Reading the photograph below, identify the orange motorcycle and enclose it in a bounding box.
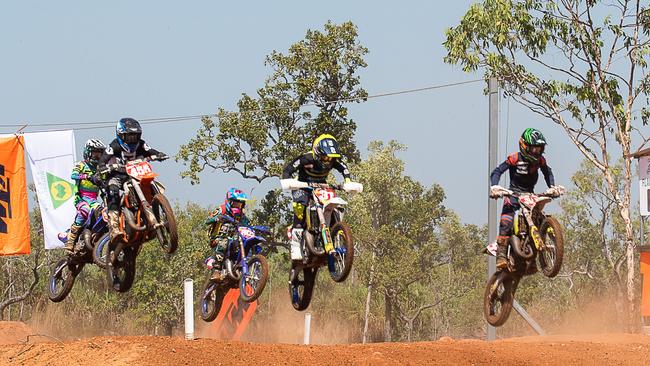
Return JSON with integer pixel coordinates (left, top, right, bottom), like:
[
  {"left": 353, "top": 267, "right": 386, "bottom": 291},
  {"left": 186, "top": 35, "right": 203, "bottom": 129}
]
[{"left": 101, "top": 155, "right": 178, "bottom": 292}]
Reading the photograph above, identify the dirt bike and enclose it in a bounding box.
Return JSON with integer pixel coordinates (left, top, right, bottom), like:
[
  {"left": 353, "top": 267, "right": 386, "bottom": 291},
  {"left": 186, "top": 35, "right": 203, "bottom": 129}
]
[
  {"left": 48, "top": 204, "right": 110, "bottom": 302},
  {"left": 200, "top": 215, "right": 270, "bottom": 322},
  {"left": 282, "top": 179, "right": 363, "bottom": 311},
  {"left": 100, "top": 155, "right": 178, "bottom": 293},
  {"left": 484, "top": 189, "right": 565, "bottom": 327}
]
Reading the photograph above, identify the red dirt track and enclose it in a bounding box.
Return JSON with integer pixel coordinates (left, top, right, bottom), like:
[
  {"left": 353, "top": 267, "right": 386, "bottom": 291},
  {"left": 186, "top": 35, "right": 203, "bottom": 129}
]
[{"left": 2, "top": 331, "right": 650, "bottom": 366}]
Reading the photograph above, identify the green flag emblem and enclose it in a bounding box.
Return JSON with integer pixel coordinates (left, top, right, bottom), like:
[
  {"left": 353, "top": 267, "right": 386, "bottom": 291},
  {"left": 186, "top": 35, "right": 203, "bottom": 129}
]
[{"left": 47, "top": 173, "right": 75, "bottom": 209}]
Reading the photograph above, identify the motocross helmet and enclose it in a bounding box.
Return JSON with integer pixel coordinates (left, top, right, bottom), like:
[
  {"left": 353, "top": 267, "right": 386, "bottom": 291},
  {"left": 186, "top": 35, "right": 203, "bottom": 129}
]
[
  {"left": 312, "top": 134, "right": 341, "bottom": 162},
  {"left": 83, "top": 139, "right": 106, "bottom": 167},
  {"left": 519, "top": 128, "right": 547, "bottom": 163},
  {"left": 225, "top": 188, "right": 249, "bottom": 220},
  {"left": 116, "top": 117, "right": 142, "bottom": 153}
]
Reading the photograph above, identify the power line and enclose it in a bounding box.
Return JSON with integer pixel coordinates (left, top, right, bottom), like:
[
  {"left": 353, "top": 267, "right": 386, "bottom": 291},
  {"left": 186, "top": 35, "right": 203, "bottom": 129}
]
[{"left": 2, "top": 78, "right": 485, "bottom": 133}]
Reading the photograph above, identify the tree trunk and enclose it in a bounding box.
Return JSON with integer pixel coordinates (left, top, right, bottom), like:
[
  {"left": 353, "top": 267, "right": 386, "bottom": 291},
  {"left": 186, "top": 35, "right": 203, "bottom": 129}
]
[
  {"left": 621, "top": 157, "right": 638, "bottom": 332},
  {"left": 362, "top": 258, "right": 375, "bottom": 344},
  {"left": 383, "top": 291, "right": 392, "bottom": 342}
]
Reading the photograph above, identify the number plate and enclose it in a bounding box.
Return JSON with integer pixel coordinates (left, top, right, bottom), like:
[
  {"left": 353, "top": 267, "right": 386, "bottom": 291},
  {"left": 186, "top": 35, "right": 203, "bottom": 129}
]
[
  {"left": 126, "top": 161, "right": 154, "bottom": 179},
  {"left": 315, "top": 188, "right": 336, "bottom": 203},
  {"left": 238, "top": 227, "right": 256, "bottom": 239}
]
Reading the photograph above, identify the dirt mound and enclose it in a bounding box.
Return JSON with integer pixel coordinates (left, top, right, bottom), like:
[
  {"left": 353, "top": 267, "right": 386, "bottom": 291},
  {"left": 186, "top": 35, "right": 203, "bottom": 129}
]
[
  {"left": 0, "top": 321, "right": 34, "bottom": 345},
  {"left": 1, "top": 334, "right": 650, "bottom": 365}
]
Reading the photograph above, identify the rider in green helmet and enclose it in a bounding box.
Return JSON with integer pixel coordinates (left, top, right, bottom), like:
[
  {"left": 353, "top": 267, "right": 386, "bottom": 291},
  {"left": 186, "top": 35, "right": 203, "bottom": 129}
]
[{"left": 489, "top": 128, "right": 564, "bottom": 270}]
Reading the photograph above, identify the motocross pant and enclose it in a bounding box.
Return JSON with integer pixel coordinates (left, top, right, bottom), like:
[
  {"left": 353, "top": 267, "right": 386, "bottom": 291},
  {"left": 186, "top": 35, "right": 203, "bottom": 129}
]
[
  {"left": 498, "top": 196, "right": 521, "bottom": 239},
  {"left": 291, "top": 189, "right": 310, "bottom": 229},
  {"left": 73, "top": 196, "right": 101, "bottom": 226},
  {"left": 106, "top": 174, "right": 128, "bottom": 213}
]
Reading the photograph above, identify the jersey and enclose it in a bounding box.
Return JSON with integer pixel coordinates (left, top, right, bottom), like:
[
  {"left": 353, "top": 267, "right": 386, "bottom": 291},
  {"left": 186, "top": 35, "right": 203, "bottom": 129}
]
[
  {"left": 490, "top": 152, "right": 555, "bottom": 193},
  {"left": 71, "top": 161, "right": 100, "bottom": 204},
  {"left": 281, "top": 152, "right": 351, "bottom": 183}
]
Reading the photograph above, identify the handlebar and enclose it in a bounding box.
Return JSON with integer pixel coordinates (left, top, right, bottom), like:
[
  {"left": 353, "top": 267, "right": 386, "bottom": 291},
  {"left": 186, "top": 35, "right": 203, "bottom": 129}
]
[{"left": 98, "top": 155, "right": 169, "bottom": 175}]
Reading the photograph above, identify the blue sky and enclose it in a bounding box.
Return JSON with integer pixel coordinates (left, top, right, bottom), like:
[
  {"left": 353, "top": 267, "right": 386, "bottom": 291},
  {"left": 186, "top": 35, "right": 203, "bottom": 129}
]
[{"left": 0, "top": 1, "right": 585, "bottom": 224}]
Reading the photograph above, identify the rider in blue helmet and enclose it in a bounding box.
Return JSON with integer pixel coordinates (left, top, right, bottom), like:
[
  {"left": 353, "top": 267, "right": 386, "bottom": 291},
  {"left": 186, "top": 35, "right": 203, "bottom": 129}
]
[
  {"left": 98, "top": 117, "right": 168, "bottom": 243},
  {"left": 204, "top": 188, "right": 251, "bottom": 281}
]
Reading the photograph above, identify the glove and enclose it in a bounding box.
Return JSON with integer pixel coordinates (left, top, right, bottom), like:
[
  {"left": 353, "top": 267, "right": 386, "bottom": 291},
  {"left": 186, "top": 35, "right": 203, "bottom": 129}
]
[
  {"left": 280, "top": 178, "right": 307, "bottom": 190},
  {"left": 90, "top": 173, "right": 103, "bottom": 185},
  {"left": 342, "top": 181, "right": 363, "bottom": 193},
  {"left": 544, "top": 185, "right": 565, "bottom": 197},
  {"left": 489, "top": 185, "right": 512, "bottom": 198}
]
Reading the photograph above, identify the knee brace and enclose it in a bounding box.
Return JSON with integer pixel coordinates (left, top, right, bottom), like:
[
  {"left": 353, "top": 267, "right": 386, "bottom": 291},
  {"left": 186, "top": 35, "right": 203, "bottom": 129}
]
[{"left": 292, "top": 202, "right": 306, "bottom": 228}]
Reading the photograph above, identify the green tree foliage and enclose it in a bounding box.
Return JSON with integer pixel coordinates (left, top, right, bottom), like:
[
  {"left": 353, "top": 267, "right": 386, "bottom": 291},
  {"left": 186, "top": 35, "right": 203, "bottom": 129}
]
[
  {"left": 444, "top": 0, "right": 649, "bottom": 329},
  {"left": 130, "top": 203, "right": 210, "bottom": 335},
  {"left": 177, "top": 21, "right": 368, "bottom": 184},
  {"left": 347, "top": 141, "right": 477, "bottom": 341}
]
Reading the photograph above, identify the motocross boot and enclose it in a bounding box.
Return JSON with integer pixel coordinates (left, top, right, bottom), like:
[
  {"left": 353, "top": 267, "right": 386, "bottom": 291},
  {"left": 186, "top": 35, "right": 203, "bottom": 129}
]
[
  {"left": 108, "top": 211, "right": 125, "bottom": 244},
  {"left": 290, "top": 228, "right": 304, "bottom": 261},
  {"left": 210, "top": 252, "right": 225, "bottom": 281},
  {"left": 64, "top": 224, "right": 82, "bottom": 253},
  {"left": 496, "top": 237, "right": 509, "bottom": 269}
]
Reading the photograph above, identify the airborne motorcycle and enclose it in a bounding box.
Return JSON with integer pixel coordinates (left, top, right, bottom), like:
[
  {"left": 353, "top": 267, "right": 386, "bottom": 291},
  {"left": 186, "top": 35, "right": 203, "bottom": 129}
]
[
  {"left": 282, "top": 180, "right": 362, "bottom": 311},
  {"left": 484, "top": 188, "right": 565, "bottom": 326},
  {"left": 199, "top": 215, "right": 270, "bottom": 322},
  {"left": 100, "top": 155, "right": 178, "bottom": 293},
  {"left": 48, "top": 204, "right": 110, "bottom": 302}
]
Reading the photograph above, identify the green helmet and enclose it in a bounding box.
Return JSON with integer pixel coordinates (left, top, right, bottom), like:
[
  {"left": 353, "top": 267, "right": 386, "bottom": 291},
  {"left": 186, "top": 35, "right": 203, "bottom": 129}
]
[{"left": 519, "top": 128, "right": 547, "bottom": 162}]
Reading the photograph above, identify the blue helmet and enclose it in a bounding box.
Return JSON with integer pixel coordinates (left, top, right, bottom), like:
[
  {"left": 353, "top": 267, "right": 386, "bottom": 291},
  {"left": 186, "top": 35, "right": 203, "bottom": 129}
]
[
  {"left": 116, "top": 118, "right": 142, "bottom": 153},
  {"left": 225, "top": 188, "right": 248, "bottom": 219}
]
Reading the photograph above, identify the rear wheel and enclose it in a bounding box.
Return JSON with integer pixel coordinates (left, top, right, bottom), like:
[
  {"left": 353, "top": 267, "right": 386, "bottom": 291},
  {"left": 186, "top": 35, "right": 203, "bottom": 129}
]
[
  {"left": 200, "top": 279, "right": 226, "bottom": 322},
  {"left": 106, "top": 244, "right": 136, "bottom": 292},
  {"left": 48, "top": 259, "right": 81, "bottom": 302},
  {"left": 152, "top": 193, "right": 178, "bottom": 254},
  {"left": 289, "top": 264, "right": 317, "bottom": 311},
  {"left": 239, "top": 255, "right": 269, "bottom": 302},
  {"left": 484, "top": 272, "right": 515, "bottom": 327},
  {"left": 538, "top": 216, "right": 564, "bottom": 278},
  {"left": 328, "top": 222, "right": 354, "bottom": 282}
]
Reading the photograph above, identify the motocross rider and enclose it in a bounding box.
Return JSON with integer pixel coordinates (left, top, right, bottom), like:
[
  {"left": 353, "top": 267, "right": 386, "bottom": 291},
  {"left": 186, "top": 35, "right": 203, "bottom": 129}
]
[
  {"left": 204, "top": 188, "right": 251, "bottom": 281},
  {"left": 61, "top": 139, "right": 106, "bottom": 252},
  {"left": 489, "top": 128, "right": 563, "bottom": 270},
  {"left": 98, "top": 117, "right": 167, "bottom": 244},
  {"left": 280, "top": 134, "right": 352, "bottom": 261}
]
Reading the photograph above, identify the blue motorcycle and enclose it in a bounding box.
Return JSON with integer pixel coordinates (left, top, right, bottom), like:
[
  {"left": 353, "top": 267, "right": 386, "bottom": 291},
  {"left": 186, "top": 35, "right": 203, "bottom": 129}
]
[
  {"left": 48, "top": 204, "right": 111, "bottom": 302},
  {"left": 200, "top": 215, "right": 270, "bottom": 322}
]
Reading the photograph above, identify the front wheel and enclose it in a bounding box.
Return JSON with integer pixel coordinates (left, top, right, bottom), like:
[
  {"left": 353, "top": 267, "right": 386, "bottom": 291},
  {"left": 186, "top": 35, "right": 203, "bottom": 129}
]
[
  {"left": 239, "top": 255, "right": 269, "bottom": 303},
  {"left": 93, "top": 233, "right": 110, "bottom": 269},
  {"left": 152, "top": 193, "right": 178, "bottom": 254},
  {"left": 289, "top": 265, "right": 317, "bottom": 311},
  {"left": 538, "top": 216, "right": 564, "bottom": 278},
  {"left": 328, "top": 222, "right": 354, "bottom": 282},
  {"left": 484, "top": 271, "right": 515, "bottom": 327},
  {"left": 200, "top": 279, "right": 227, "bottom": 322},
  {"left": 106, "top": 245, "right": 136, "bottom": 292},
  {"left": 48, "top": 259, "right": 81, "bottom": 302}
]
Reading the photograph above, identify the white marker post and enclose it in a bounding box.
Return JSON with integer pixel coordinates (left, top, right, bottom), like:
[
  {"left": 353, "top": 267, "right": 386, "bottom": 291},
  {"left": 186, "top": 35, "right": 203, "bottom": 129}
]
[
  {"left": 184, "top": 278, "right": 194, "bottom": 340},
  {"left": 303, "top": 312, "right": 312, "bottom": 345}
]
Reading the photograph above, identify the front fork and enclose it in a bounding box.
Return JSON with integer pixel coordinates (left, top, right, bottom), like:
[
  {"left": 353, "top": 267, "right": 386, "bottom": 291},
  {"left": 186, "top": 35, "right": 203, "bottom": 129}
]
[
  {"left": 316, "top": 206, "right": 334, "bottom": 254},
  {"left": 131, "top": 179, "right": 162, "bottom": 230}
]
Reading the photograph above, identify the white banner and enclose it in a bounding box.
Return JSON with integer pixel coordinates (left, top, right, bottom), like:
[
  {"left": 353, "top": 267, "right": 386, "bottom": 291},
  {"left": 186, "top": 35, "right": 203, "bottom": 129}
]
[
  {"left": 641, "top": 156, "right": 650, "bottom": 217},
  {"left": 25, "top": 131, "right": 77, "bottom": 249}
]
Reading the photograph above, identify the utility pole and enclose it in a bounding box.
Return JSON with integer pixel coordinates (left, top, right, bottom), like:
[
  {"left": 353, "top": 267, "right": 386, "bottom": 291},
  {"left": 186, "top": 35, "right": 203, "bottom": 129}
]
[{"left": 487, "top": 77, "right": 498, "bottom": 341}]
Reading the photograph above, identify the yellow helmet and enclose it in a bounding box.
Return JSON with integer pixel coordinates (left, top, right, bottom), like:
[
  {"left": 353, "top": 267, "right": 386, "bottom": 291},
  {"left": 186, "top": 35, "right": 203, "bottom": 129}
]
[{"left": 312, "top": 134, "right": 341, "bottom": 159}]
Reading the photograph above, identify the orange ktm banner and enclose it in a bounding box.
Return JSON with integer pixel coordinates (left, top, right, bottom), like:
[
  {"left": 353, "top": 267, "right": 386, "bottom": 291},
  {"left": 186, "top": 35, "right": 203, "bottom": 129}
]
[
  {"left": 0, "top": 135, "right": 30, "bottom": 256},
  {"left": 641, "top": 251, "right": 650, "bottom": 317},
  {"left": 213, "top": 288, "right": 257, "bottom": 340}
]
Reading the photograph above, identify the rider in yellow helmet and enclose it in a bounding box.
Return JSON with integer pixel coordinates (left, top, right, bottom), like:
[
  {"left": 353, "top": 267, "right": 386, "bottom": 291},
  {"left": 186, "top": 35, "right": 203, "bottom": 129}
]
[{"left": 281, "top": 134, "right": 351, "bottom": 261}]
